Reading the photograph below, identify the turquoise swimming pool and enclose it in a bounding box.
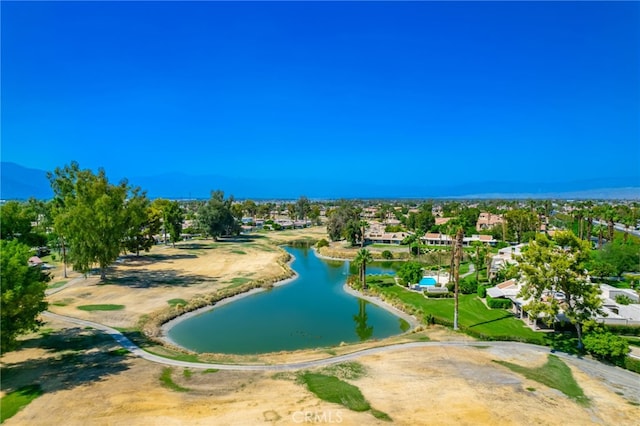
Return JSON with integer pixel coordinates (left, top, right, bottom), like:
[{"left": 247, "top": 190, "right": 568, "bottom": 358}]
[{"left": 419, "top": 276, "right": 437, "bottom": 286}]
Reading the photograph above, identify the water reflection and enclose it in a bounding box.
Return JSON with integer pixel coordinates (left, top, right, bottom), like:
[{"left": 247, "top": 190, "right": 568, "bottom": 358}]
[{"left": 353, "top": 299, "right": 374, "bottom": 341}]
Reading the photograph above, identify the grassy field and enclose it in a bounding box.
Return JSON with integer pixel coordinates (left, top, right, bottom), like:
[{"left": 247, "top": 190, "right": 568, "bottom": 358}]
[
  {"left": 0, "top": 385, "right": 43, "bottom": 423},
  {"left": 372, "top": 279, "right": 545, "bottom": 344},
  {"left": 494, "top": 354, "right": 589, "bottom": 406},
  {"left": 76, "top": 304, "right": 125, "bottom": 311}
]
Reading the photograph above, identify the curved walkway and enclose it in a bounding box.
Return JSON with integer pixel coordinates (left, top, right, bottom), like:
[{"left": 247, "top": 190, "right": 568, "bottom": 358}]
[{"left": 41, "top": 311, "right": 640, "bottom": 394}]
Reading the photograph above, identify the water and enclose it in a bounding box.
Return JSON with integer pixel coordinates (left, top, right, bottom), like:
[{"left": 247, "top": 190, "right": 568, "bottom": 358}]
[
  {"left": 419, "top": 277, "right": 437, "bottom": 286},
  {"left": 167, "top": 247, "right": 408, "bottom": 354}
]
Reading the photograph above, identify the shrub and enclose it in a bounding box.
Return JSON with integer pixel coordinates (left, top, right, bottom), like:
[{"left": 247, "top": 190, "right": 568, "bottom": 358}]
[
  {"left": 381, "top": 250, "right": 393, "bottom": 260},
  {"left": 425, "top": 291, "right": 451, "bottom": 299},
  {"left": 615, "top": 294, "right": 633, "bottom": 305},
  {"left": 459, "top": 277, "right": 477, "bottom": 294},
  {"left": 486, "top": 295, "right": 512, "bottom": 309},
  {"left": 623, "top": 356, "right": 640, "bottom": 374},
  {"left": 583, "top": 332, "right": 630, "bottom": 364},
  {"left": 316, "top": 239, "right": 329, "bottom": 249},
  {"left": 477, "top": 285, "right": 488, "bottom": 298}
]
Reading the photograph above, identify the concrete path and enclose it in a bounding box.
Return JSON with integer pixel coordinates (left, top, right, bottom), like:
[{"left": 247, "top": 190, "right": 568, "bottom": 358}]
[{"left": 41, "top": 310, "right": 640, "bottom": 395}]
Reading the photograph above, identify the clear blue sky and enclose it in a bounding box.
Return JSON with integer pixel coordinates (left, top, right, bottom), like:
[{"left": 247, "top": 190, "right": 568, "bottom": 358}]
[{"left": 2, "top": 1, "right": 639, "bottom": 196}]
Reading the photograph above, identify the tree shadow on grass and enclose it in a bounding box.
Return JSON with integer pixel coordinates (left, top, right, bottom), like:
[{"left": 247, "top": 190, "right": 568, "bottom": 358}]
[
  {"left": 467, "top": 314, "right": 515, "bottom": 328},
  {"left": 120, "top": 253, "right": 198, "bottom": 265},
  {"left": 1, "top": 327, "right": 131, "bottom": 395},
  {"left": 101, "top": 269, "right": 215, "bottom": 288}
]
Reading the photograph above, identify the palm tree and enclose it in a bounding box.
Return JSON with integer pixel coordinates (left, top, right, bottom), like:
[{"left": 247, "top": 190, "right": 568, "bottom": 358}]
[
  {"left": 452, "top": 228, "right": 464, "bottom": 331},
  {"left": 359, "top": 220, "right": 369, "bottom": 247},
  {"left": 353, "top": 248, "right": 374, "bottom": 290}
]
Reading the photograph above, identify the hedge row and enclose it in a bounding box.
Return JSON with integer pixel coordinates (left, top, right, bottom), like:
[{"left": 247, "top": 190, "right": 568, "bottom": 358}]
[{"left": 486, "top": 295, "right": 512, "bottom": 309}]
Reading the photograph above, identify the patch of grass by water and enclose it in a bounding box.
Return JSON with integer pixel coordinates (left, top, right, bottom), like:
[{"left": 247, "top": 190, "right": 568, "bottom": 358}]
[
  {"left": 167, "top": 298, "right": 187, "bottom": 307},
  {"left": 160, "top": 367, "right": 190, "bottom": 392},
  {"left": 77, "top": 304, "right": 125, "bottom": 311},
  {"left": 299, "top": 373, "right": 370, "bottom": 411},
  {"left": 493, "top": 354, "right": 589, "bottom": 406},
  {"left": 0, "top": 384, "right": 43, "bottom": 423}
]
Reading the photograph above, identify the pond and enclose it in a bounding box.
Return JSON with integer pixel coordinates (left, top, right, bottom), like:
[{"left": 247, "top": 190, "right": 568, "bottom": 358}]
[{"left": 166, "top": 247, "right": 408, "bottom": 354}]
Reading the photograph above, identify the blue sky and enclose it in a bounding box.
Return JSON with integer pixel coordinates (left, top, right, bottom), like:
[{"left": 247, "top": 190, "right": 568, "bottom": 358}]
[{"left": 2, "top": 1, "right": 639, "bottom": 197}]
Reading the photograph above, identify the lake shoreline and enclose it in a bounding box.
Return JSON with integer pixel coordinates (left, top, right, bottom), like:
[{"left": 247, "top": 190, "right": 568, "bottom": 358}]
[
  {"left": 160, "top": 253, "right": 300, "bottom": 348},
  {"left": 160, "top": 247, "right": 413, "bottom": 353}
]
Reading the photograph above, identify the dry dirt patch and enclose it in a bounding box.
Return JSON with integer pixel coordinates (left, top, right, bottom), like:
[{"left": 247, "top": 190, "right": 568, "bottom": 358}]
[
  {"left": 46, "top": 238, "right": 287, "bottom": 328},
  {"left": 3, "top": 322, "right": 639, "bottom": 426}
]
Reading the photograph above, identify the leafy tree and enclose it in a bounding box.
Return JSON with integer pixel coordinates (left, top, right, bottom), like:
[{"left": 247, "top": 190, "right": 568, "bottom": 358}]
[
  {"left": 517, "top": 231, "right": 602, "bottom": 348},
  {"left": 326, "top": 202, "right": 359, "bottom": 242},
  {"left": 583, "top": 332, "right": 630, "bottom": 364},
  {"left": 504, "top": 209, "right": 539, "bottom": 243},
  {"left": 1, "top": 240, "right": 50, "bottom": 352},
  {"left": 197, "top": 190, "right": 240, "bottom": 240},
  {"left": 242, "top": 199, "right": 258, "bottom": 220},
  {"left": 165, "top": 201, "right": 185, "bottom": 247},
  {"left": 0, "top": 201, "right": 36, "bottom": 244},
  {"left": 122, "top": 188, "right": 158, "bottom": 256},
  {"left": 48, "top": 162, "right": 129, "bottom": 280},
  {"left": 397, "top": 261, "right": 423, "bottom": 285},
  {"left": 353, "top": 248, "right": 373, "bottom": 290},
  {"left": 295, "top": 196, "right": 311, "bottom": 220},
  {"left": 594, "top": 239, "right": 640, "bottom": 276}
]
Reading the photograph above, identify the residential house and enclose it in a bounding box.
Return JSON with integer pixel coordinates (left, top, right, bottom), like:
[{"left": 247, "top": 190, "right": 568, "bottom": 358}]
[{"left": 476, "top": 212, "right": 504, "bottom": 232}]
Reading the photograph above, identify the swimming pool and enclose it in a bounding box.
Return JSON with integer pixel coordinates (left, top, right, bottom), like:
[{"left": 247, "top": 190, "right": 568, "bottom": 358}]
[{"left": 419, "top": 276, "right": 437, "bottom": 286}]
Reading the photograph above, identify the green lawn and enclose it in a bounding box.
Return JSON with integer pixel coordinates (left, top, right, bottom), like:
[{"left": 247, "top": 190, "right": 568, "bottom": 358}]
[
  {"left": 0, "top": 385, "right": 43, "bottom": 423},
  {"left": 76, "top": 304, "right": 125, "bottom": 311},
  {"left": 374, "top": 281, "right": 544, "bottom": 344},
  {"left": 494, "top": 355, "right": 589, "bottom": 406}
]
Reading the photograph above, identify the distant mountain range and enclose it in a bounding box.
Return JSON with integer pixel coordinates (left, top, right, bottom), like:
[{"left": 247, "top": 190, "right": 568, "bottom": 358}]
[{"left": 1, "top": 161, "right": 638, "bottom": 200}]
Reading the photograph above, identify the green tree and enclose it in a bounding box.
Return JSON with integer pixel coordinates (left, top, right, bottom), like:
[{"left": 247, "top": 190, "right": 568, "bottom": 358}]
[
  {"left": 397, "top": 261, "right": 423, "bottom": 285},
  {"left": 326, "top": 202, "right": 359, "bottom": 242},
  {"left": 197, "top": 190, "right": 240, "bottom": 240},
  {"left": 517, "top": 231, "right": 602, "bottom": 348},
  {"left": 122, "top": 188, "right": 158, "bottom": 256},
  {"left": 165, "top": 201, "right": 185, "bottom": 247},
  {"left": 595, "top": 239, "right": 640, "bottom": 276},
  {"left": 504, "top": 209, "right": 539, "bottom": 243},
  {"left": 353, "top": 248, "right": 373, "bottom": 290},
  {"left": 295, "top": 196, "right": 311, "bottom": 220},
  {"left": 0, "top": 201, "right": 35, "bottom": 243},
  {"left": 48, "top": 162, "right": 129, "bottom": 280},
  {"left": 583, "top": 332, "right": 630, "bottom": 364},
  {"left": 1, "top": 240, "right": 50, "bottom": 352}
]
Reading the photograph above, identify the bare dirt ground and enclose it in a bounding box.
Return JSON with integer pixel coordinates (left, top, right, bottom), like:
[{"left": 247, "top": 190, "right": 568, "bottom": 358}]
[{"left": 3, "top": 227, "right": 640, "bottom": 425}]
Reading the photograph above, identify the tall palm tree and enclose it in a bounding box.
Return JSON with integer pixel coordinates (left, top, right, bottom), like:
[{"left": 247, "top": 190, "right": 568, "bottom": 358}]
[
  {"left": 359, "top": 220, "right": 369, "bottom": 247},
  {"left": 453, "top": 228, "right": 464, "bottom": 331},
  {"left": 353, "top": 248, "right": 374, "bottom": 290}
]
